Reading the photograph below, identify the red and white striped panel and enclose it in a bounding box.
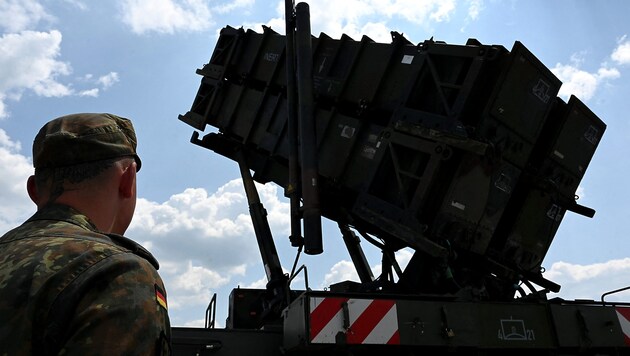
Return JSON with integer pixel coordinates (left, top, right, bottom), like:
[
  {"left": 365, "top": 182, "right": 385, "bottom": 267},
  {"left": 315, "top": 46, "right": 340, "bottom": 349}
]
[
  {"left": 309, "top": 297, "right": 400, "bottom": 345},
  {"left": 616, "top": 307, "right": 630, "bottom": 345}
]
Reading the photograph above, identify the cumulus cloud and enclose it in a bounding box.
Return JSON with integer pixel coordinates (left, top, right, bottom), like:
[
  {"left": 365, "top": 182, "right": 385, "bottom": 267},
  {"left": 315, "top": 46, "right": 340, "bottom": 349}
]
[
  {"left": 320, "top": 252, "right": 630, "bottom": 304},
  {"left": 0, "top": 29, "right": 114, "bottom": 117},
  {"left": 73, "top": 71, "right": 120, "bottom": 98},
  {"left": 127, "top": 179, "right": 290, "bottom": 313},
  {"left": 0, "top": 31, "right": 71, "bottom": 99},
  {"left": 545, "top": 258, "right": 630, "bottom": 302},
  {"left": 0, "top": 129, "right": 34, "bottom": 232},
  {"left": 166, "top": 261, "right": 237, "bottom": 310},
  {"left": 321, "top": 247, "right": 413, "bottom": 288},
  {"left": 0, "top": 95, "right": 6, "bottom": 121},
  {"left": 120, "top": 0, "right": 214, "bottom": 35},
  {"left": 552, "top": 53, "right": 621, "bottom": 102},
  {"left": 0, "top": 1, "right": 126, "bottom": 116},
  {"left": 369, "top": 0, "right": 455, "bottom": 23},
  {"left": 551, "top": 37, "right": 630, "bottom": 102},
  {"left": 612, "top": 35, "right": 630, "bottom": 65},
  {"left": 268, "top": 0, "right": 462, "bottom": 42},
  {"left": 183, "top": 318, "right": 206, "bottom": 328},
  {"left": 243, "top": 275, "right": 268, "bottom": 289},
  {"left": 78, "top": 88, "right": 99, "bottom": 97},
  {"left": 459, "top": 0, "right": 483, "bottom": 32},
  {"left": 290, "top": 0, "right": 376, "bottom": 40},
  {"left": 212, "top": 0, "right": 254, "bottom": 14},
  {"left": 467, "top": 0, "right": 483, "bottom": 20},
  {"left": 62, "top": 0, "right": 88, "bottom": 11},
  {"left": 358, "top": 22, "right": 394, "bottom": 43},
  {"left": 96, "top": 71, "right": 119, "bottom": 89},
  {"left": 0, "top": 0, "right": 53, "bottom": 33},
  {"left": 323, "top": 260, "right": 359, "bottom": 287}
]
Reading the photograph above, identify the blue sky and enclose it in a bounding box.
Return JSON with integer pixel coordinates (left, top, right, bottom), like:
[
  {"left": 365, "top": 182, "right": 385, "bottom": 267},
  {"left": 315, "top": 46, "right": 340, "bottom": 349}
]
[{"left": 1, "top": 0, "right": 630, "bottom": 327}]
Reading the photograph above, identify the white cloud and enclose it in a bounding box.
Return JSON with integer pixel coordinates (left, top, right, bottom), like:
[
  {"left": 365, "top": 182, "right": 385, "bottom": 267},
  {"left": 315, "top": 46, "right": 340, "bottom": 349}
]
[
  {"left": 72, "top": 71, "right": 119, "bottom": 98},
  {"left": 0, "top": 0, "right": 53, "bottom": 33},
  {"left": 323, "top": 260, "right": 359, "bottom": 287},
  {"left": 0, "top": 30, "right": 75, "bottom": 117},
  {"left": 0, "top": 30, "right": 70, "bottom": 94},
  {"left": 0, "top": 94, "right": 6, "bottom": 118},
  {"left": 78, "top": 88, "right": 99, "bottom": 97},
  {"left": 0, "top": 129, "right": 34, "bottom": 232},
  {"left": 183, "top": 318, "right": 206, "bottom": 328},
  {"left": 369, "top": 0, "right": 455, "bottom": 23},
  {"left": 395, "top": 248, "right": 413, "bottom": 271},
  {"left": 120, "top": 0, "right": 213, "bottom": 35},
  {"left": 545, "top": 258, "right": 630, "bottom": 302},
  {"left": 0, "top": 5, "right": 123, "bottom": 115},
  {"left": 612, "top": 35, "right": 630, "bottom": 65},
  {"left": 552, "top": 64, "right": 598, "bottom": 101},
  {"left": 212, "top": 0, "right": 254, "bottom": 14},
  {"left": 321, "top": 248, "right": 413, "bottom": 288},
  {"left": 552, "top": 60, "right": 620, "bottom": 102},
  {"left": 552, "top": 40, "right": 630, "bottom": 102},
  {"left": 429, "top": 1, "right": 455, "bottom": 22},
  {"left": 62, "top": 0, "right": 88, "bottom": 11},
  {"left": 132, "top": 186, "right": 250, "bottom": 238},
  {"left": 269, "top": 0, "right": 461, "bottom": 42},
  {"left": 575, "top": 185, "right": 586, "bottom": 201},
  {"left": 172, "top": 262, "right": 232, "bottom": 294},
  {"left": 243, "top": 275, "right": 268, "bottom": 289},
  {"left": 96, "top": 71, "right": 119, "bottom": 89},
  {"left": 127, "top": 179, "right": 290, "bottom": 312},
  {"left": 358, "top": 22, "right": 393, "bottom": 43},
  {"left": 166, "top": 261, "right": 236, "bottom": 309},
  {"left": 320, "top": 253, "right": 630, "bottom": 304},
  {"left": 298, "top": 0, "right": 376, "bottom": 39},
  {"left": 467, "top": 0, "right": 483, "bottom": 20}
]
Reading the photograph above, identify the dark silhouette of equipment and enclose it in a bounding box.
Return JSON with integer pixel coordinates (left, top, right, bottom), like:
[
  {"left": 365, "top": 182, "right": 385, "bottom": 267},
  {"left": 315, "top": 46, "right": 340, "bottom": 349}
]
[
  {"left": 174, "top": 3, "right": 626, "bottom": 354},
  {"left": 180, "top": 24, "right": 604, "bottom": 301}
]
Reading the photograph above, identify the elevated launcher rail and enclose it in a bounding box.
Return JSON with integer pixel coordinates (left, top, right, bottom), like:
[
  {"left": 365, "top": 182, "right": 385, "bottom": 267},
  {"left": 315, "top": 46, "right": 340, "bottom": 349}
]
[{"left": 180, "top": 25, "right": 605, "bottom": 301}]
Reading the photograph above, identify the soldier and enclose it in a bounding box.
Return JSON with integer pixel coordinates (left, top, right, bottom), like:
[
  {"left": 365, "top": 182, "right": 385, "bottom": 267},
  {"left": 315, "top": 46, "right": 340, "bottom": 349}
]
[{"left": 0, "top": 113, "right": 171, "bottom": 354}]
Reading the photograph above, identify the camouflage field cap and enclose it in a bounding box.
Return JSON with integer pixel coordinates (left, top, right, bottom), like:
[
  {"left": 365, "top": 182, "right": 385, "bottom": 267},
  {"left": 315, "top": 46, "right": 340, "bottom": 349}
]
[{"left": 33, "top": 113, "right": 142, "bottom": 171}]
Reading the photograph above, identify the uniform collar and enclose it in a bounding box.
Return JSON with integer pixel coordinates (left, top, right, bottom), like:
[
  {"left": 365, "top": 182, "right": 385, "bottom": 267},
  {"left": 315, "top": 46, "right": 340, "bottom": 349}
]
[
  {"left": 25, "top": 203, "right": 160, "bottom": 270},
  {"left": 27, "top": 203, "right": 100, "bottom": 233}
]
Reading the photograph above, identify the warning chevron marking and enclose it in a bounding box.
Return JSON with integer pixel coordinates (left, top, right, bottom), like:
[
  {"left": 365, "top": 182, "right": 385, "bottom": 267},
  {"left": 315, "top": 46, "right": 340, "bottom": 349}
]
[
  {"left": 309, "top": 297, "right": 400, "bottom": 345},
  {"left": 310, "top": 297, "right": 349, "bottom": 342},
  {"left": 346, "top": 299, "right": 397, "bottom": 344},
  {"left": 616, "top": 307, "right": 630, "bottom": 345}
]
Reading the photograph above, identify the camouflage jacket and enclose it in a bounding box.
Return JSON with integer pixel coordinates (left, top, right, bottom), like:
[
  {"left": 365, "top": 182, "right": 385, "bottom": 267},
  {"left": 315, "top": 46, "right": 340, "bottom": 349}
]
[{"left": 0, "top": 204, "right": 171, "bottom": 355}]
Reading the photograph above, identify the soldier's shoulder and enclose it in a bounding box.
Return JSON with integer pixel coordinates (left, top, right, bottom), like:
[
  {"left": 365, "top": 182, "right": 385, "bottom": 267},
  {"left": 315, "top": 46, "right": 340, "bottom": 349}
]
[
  {"left": 105, "top": 233, "right": 160, "bottom": 270},
  {"left": 1, "top": 221, "right": 158, "bottom": 270}
]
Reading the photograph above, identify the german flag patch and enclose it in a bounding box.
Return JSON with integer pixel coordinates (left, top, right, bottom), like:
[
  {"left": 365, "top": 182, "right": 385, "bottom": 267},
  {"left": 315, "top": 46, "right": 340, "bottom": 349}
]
[{"left": 155, "top": 284, "right": 167, "bottom": 311}]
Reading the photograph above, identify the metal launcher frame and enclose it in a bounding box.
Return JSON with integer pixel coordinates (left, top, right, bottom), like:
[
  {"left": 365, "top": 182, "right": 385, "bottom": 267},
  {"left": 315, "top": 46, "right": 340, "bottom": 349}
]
[
  {"left": 179, "top": 21, "right": 605, "bottom": 300},
  {"left": 173, "top": 2, "right": 628, "bottom": 355}
]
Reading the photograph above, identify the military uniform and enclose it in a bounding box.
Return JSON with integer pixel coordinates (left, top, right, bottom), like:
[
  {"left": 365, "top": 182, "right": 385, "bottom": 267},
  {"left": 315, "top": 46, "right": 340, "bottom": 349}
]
[
  {"left": 0, "top": 204, "right": 171, "bottom": 355},
  {"left": 0, "top": 113, "right": 170, "bottom": 354}
]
